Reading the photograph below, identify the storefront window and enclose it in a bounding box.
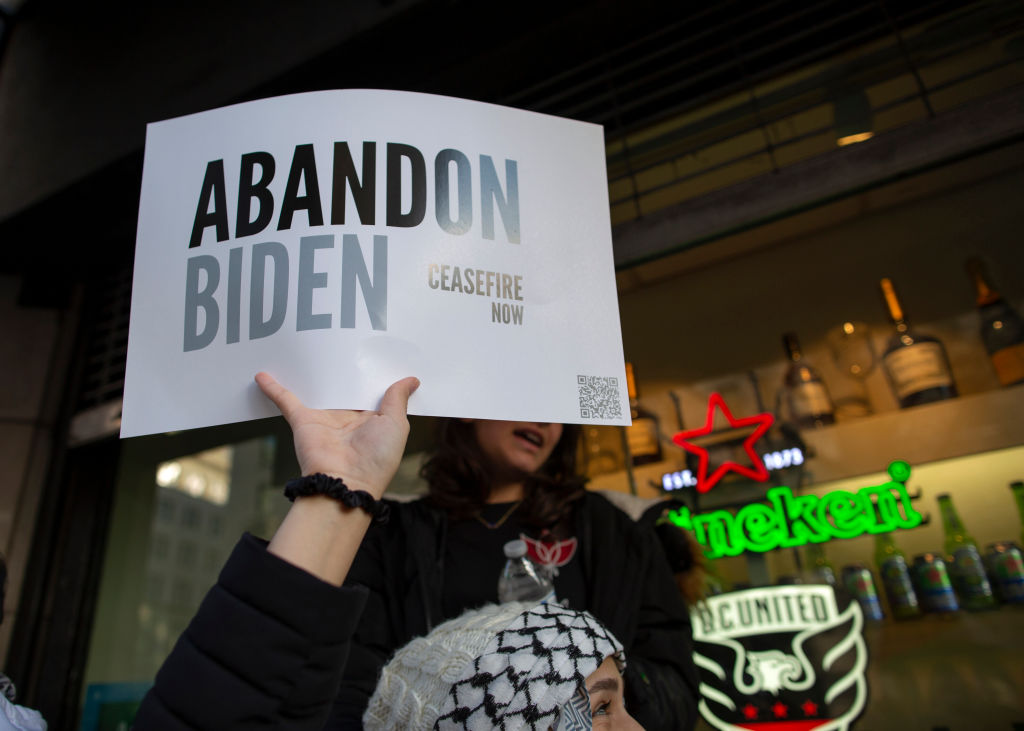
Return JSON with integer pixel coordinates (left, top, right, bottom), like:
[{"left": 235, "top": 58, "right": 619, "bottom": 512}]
[{"left": 79, "top": 433, "right": 285, "bottom": 729}]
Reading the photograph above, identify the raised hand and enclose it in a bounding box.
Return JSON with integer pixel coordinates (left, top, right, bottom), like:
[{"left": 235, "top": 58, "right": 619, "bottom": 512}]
[{"left": 255, "top": 372, "right": 420, "bottom": 499}]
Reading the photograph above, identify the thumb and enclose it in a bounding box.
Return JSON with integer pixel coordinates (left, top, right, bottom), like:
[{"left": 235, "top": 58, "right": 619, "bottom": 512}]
[{"left": 378, "top": 377, "right": 420, "bottom": 420}]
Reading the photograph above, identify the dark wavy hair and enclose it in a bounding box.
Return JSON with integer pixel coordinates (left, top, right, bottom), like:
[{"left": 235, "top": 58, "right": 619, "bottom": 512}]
[{"left": 419, "top": 419, "right": 587, "bottom": 530}]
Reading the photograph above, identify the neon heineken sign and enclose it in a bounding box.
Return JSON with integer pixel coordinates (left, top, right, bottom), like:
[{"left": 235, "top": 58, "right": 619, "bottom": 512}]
[{"left": 667, "top": 461, "right": 922, "bottom": 558}]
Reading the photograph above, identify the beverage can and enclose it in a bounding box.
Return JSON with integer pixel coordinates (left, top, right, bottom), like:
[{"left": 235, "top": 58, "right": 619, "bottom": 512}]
[
  {"left": 911, "top": 553, "right": 959, "bottom": 613},
  {"left": 878, "top": 554, "right": 921, "bottom": 620},
  {"left": 947, "top": 544, "right": 996, "bottom": 610},
  {"left": 841, "top": 564, "right": 884, "bottom": 621},
  {"left": 984, "top": 542, "right": 1024, "bottom": 604}
]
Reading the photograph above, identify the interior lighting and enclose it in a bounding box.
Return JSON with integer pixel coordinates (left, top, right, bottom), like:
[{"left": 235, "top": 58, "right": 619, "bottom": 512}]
[
  {"left": 156, "top": 461, "right": 182, "bottom": 487},
  {"left": 182, "top": 472, "right": 207, "bottom": 497},
  {"left": 834, "top": 90, "right": 874, "bottom": 147}
]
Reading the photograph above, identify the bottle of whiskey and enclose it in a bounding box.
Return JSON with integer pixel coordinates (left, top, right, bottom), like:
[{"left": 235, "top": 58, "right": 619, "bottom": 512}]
[
  {"left": 879, "top": 278, "right": 958, "bottom": 408},
  {"left": 936, "top": 493, "right": 995, "bottom": 611},
  {"left": 965, "top": 257, "right": 1024, "bottom": 387},
  {"left": 624, "top": 362, "right": 663, "bottom": 466},
  {"left": 781, "top": 332, "right": 836, "bottom": 428}
]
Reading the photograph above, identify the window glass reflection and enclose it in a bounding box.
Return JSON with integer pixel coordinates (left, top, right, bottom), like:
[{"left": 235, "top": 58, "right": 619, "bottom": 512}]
[{"left": 82, "top": 435, "right": 282, "bottom": 707}]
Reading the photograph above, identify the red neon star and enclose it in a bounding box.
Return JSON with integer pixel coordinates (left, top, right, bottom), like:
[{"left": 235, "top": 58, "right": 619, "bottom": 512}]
[
  {"left": 670, "top": 392, "right": 774, "bottom": 493},
  {"left": 771, "top": 701, "right": 788, "bottom": 719},
  {"left": 801, "top": 699, "right": 819, "bottom": 716},
  {"left": 741, "top": 704, "right": 758, "bottom": 720}
]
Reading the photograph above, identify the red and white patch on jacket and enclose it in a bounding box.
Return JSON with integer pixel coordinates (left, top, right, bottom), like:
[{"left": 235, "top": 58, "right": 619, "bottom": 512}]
[{"left": 521, "top": 534, "right": 578, "bottom": 569}]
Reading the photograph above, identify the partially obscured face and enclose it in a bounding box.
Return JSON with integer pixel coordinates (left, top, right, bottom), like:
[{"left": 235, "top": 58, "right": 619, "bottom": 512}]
[
  {"left": 470, "top": 419, "right": 564, "bottom": 480},
  {"left": 585, "top": 657, "right": 643, "bottom": 729}
]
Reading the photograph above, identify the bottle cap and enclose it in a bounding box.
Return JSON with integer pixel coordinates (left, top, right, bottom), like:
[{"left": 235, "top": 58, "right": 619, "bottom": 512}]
[
  {"left": 935, "top": 492, "right": 950, "bottom": 500},
  {"left": 503, "top": 539, "right": 527, "bottom": 558}
]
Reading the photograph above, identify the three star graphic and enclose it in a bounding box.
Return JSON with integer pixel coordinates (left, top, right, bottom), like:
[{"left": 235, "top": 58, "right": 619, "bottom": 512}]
[
  {"left": 739, "top": 699, "right": 819, "bottom": 722},
  {"left": 670, "top": 392, "right": 774, "bottom": 494}
]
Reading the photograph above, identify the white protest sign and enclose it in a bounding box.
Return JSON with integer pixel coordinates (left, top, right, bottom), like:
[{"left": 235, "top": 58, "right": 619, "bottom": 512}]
[{"left": 122, "top": 90, "right": 629, "bottom": 437}]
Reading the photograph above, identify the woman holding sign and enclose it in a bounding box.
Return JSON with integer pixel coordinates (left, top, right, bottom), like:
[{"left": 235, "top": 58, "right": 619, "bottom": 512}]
[
  {"left": 134, "top": 378, "right": 676, "bottom": 730},
  {"left": 332, "top": 418, "right": 700, "bottom": 730}
]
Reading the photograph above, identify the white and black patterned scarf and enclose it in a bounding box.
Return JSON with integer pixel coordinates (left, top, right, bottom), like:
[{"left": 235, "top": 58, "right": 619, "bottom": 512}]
[{"left": 433, "top": 602, "right": 624, "bottom": 730}]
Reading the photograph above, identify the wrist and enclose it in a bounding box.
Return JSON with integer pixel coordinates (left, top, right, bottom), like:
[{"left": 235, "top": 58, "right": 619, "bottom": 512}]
[{"left": 285, "top": 473, "right": 391, "bottom": 524}]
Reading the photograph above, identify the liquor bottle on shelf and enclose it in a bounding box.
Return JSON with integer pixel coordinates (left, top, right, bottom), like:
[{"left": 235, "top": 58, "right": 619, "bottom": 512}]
[
  {"left": 780, "top": 333, "right": 836, "bottom": 428},
  {"left": 878, "top": 277, "right": 958, "bottom": 408},
  {"left": 624, "top": 362, "right": 663, "bottom": 466},
  {"left": 936, "top": 493, "right": 995, "bottom": 611},
  {"left": 873, "top": 532, "right": 921, "bottom": 620},
  {"left": 804, "top": 542, "right": 837, "bottom": 586},
  {"left": 965, "top": 257, "right": 1024, "bottom": 387}
]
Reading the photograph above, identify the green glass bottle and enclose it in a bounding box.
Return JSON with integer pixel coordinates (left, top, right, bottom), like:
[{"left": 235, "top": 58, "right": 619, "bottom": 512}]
[
  {"left": 936, "top": 493, "right": 995, "bottom": 610},
  {"left": 805, "top": 543, "right": 836, "bottom": 587},
  {"left": 1011, "top": 481, "right": 1024, "bottom": 547},
  {"left": 873, "top": 532, "right": 921, "bottom": 619}
]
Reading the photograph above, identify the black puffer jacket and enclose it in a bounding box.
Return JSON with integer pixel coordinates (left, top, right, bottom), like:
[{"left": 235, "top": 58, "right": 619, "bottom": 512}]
[
  {"left": 331, "top": 491, "right": 700, "bottom": 731},
  {"left": 133, "top": 534, "right": 367, "bottom": 730}
]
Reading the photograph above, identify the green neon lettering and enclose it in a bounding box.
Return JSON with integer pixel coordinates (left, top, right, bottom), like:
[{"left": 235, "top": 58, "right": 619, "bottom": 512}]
[
  {"left": 734, "top": 502, "right": 782, "bottom": 552},
  {"left": 665, "top": 507, "right": 693, "bottom": 530},
  {"left": 858, "top": 483, "right": 899, "bottom": 532},
  {"left": 775, "top": 487, "right": 827, "bottom": 545},
  {"left": 875, "top": 481, "right": 922, "bottom": 529},
  {"left": 680, "top": 461, "right": 923, "bottom": 557},
  {"left": 695, "top": 510, "right": 739, "bottom": 558},
  {"left": 819, "top": 490, "right": 863, "bottom": 539},
  {"left": 888, "top": 460, "right": 912, "bottom": 483}
]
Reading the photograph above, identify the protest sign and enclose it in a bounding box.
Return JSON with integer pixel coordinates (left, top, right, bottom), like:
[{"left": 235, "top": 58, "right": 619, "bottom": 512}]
[{"left": 122, "top": 90, "right": 629, "bottom": 437}]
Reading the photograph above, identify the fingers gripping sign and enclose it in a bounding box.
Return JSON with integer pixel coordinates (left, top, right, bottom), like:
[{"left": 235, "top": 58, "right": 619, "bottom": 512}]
[{"left": 255, "top": 372, "right": 420, "bottom": 498}]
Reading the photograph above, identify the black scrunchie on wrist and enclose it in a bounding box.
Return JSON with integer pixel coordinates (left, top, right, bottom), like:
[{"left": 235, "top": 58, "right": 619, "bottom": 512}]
[{"left": 284, "top": 473, "right": 390, "bottom": 524}]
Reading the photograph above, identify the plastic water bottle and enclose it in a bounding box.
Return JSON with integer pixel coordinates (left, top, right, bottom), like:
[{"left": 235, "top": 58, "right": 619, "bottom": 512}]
[{"left": 497, "top": 539, "right": 556, "bottom": 604}]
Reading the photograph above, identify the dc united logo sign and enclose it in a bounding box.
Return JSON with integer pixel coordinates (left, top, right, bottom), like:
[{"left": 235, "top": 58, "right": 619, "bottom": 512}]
[{"left": 691, "top": 585, "right": 868, "bottom": 731}]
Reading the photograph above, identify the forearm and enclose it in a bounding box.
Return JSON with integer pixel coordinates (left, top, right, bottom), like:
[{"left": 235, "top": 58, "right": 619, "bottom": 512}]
[{"left": 268, "top": 495, "right": 374, "bottom": 587}]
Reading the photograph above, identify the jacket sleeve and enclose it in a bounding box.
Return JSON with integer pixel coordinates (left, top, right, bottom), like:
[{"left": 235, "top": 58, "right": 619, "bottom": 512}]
[
  {"left": 133, "top": 533, "right": 367, "bottom": 731},
  {"left": 325, "top": 519, "right": 400, "bottom": 729}
]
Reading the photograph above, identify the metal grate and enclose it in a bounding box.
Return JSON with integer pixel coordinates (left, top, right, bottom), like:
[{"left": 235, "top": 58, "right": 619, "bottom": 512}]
[
  {"left": 493, "top": 0, "right": 1024, "bottom": 228},
  {"left": 75, "top": 265, "right": 132, "bottom": 413}
]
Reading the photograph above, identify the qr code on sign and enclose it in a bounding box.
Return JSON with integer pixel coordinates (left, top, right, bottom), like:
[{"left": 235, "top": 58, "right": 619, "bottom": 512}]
[{"left": 577, "top": 375, "right": 623, "bottom": 420}]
